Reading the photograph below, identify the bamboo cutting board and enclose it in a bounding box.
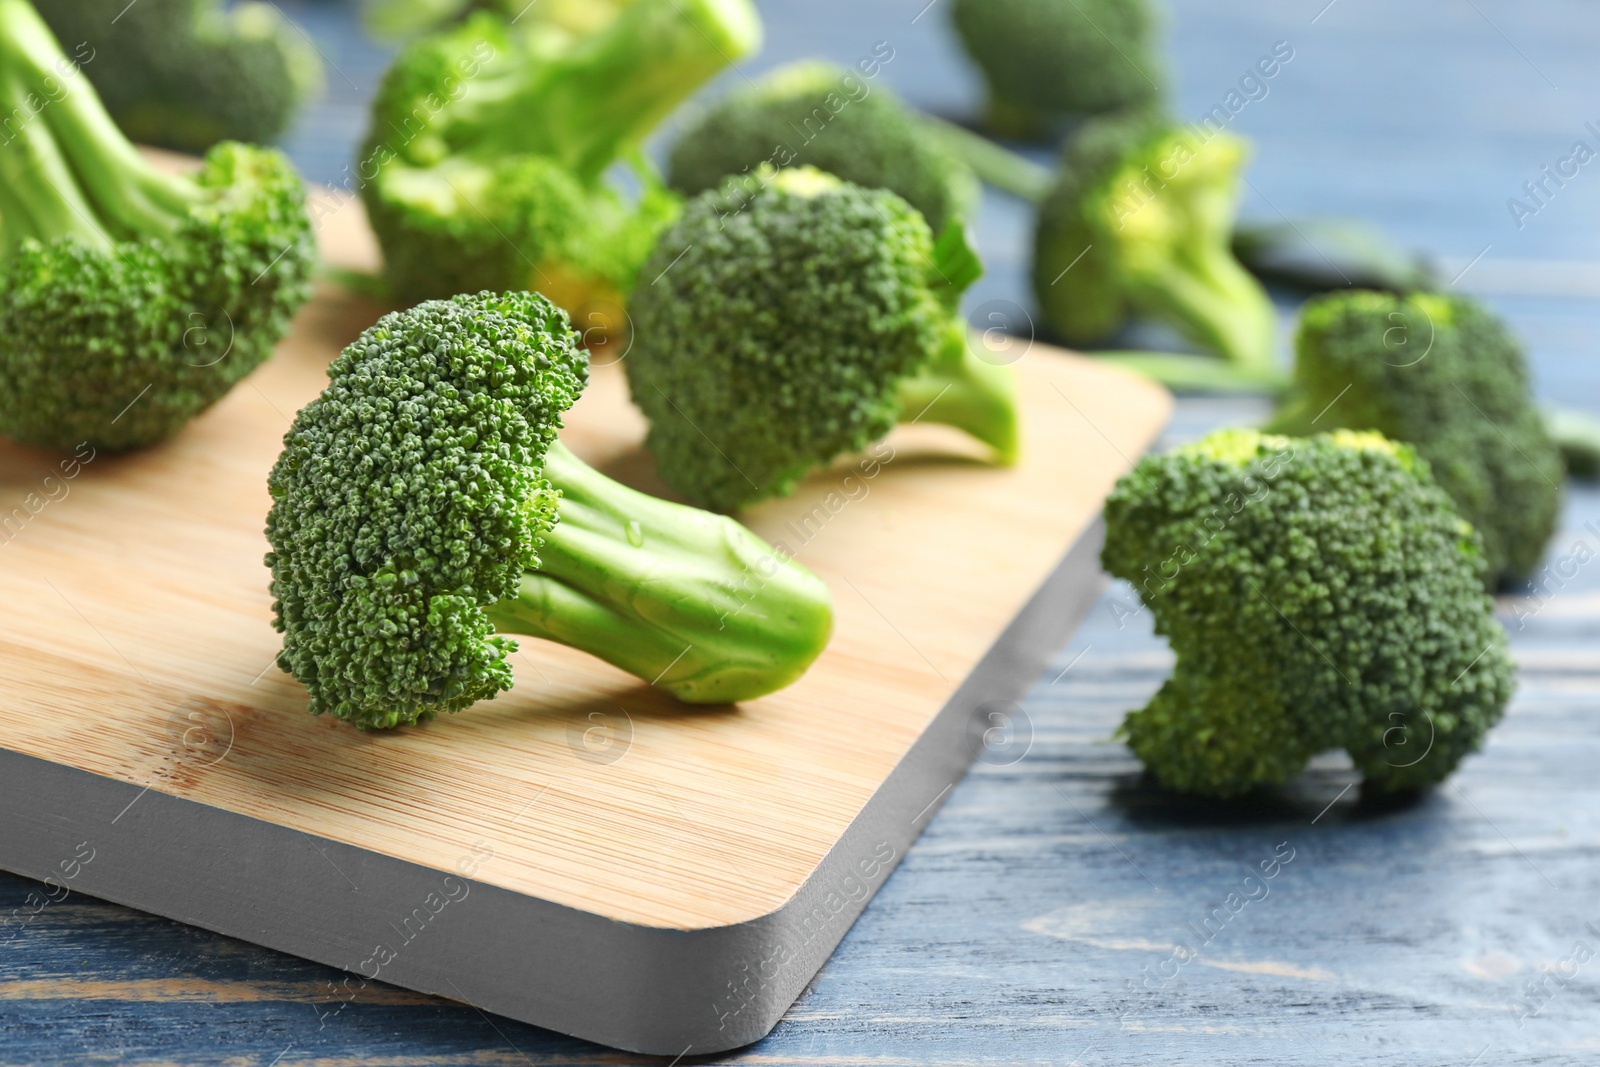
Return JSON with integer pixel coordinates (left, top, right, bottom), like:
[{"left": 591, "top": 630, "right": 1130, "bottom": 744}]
[{"left": 0, "top": 190, "right": 1171, "bottom": 1055}]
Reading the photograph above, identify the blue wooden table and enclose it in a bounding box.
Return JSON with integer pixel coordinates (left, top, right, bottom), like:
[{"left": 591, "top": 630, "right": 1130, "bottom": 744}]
[{"left": 6, "top": 1, "right": 1600, "bottom": 1063}]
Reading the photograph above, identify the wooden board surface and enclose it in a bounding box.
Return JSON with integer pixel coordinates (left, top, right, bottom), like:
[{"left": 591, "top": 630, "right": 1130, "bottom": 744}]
[{"left": 0, "top": 195, "right": 1170, "bottom": 938}]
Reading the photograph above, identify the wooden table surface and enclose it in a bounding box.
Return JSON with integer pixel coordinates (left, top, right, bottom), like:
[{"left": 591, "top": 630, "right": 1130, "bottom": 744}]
[{"left": 6, "top": 0, "right": 1600, "bottom": 1063}]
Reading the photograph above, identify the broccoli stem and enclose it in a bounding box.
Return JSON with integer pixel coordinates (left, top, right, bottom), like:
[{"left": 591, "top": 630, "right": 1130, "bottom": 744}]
[
  {"left": 1139, "top": 245, "right": 1281, "bottom": 372},
  {"left": 473, "top": 0, "right": 761, "bottom": 184},
  {"left": 485, "top": 442, "right": 833, "bottom": 704},
  {"left": 1092, "top": 351, "right": 1289, "bottom": 395},
  {"left": 918, "top": 114, "right": 1054, "bottom": 204},
  {"left": 896, "top": 325, "right": 1020, "bottom": 464},
  {"left": 981, "top": 94, "right": 1052, "bottom": 144},
  {"left": 0, "top": 0, "right": 197, "bottom": 252}
]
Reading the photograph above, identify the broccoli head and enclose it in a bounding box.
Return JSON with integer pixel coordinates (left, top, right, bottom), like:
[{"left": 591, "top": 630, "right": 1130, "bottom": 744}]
[
  {"left": 667, "top": 60, "right": 979, "bottom": 234},
  {"left": 266, "top": 291, "right": 834, "bottom": 730},
  {"left": 1034, "top": 110, "right": 1278, "bottom": 372},
  {"left": 1269, "top": 291, "right": 1562, "bottom": 586},
  {"left": 625, "top": 166, "right": 1017, "bottom": 512},
  {"left": 1102, "top": 428, "right": 1513, "bottom": 797},
  {"left": 950, "top": 0, "right": 1162, "bottom": 140},
  {"left": 360, "top": 0, "right": 758, "bottom": 318},
  {"left": 0, "top": 0, "right": 314, "bottom": 451},
  {"left": 37, "top": 0, "right": 323, "bottom": 152}
]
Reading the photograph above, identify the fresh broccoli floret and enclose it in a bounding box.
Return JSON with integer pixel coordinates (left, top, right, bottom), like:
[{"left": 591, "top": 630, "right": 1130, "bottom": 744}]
[
  {"left": 1033, "top": 109, "right": 1279, "bottom": 372},
  {"left": 1102, "top": 427, "right": 1513, "bottom": 797},
  {"left": 36, "top": 0, "right": 323, "bottom": 152},
  {"left": 950, "top": 0, "right": 1162, "bottom": 140},
  {"left": 0, "top": 1, "right": 314, "bottom": 451},
  {"left": 360, "top": 0, "right": 758, "bottom": 318},
  {"left": 266, "top": 291, "right": 834, "bottom": 730},
  {"left": 667, "top": 60, "right": 980, "bottom": 234},
  {"left": 624, "top": 166, "right": 1016, "bottom": 512},
  {"left": 1268, "top": 291, "right": 1561, "bottom": 586}
]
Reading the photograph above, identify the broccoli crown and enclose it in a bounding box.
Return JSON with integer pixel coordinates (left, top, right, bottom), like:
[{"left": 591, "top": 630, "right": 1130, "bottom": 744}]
[
  {"left": 1102, "top": 428, "right": 1513, "bottom": 797},
  {"left": 950, "top": 0, "right": 1161, "bottom": 137},
  {"left": 37, "top": 0, "right": 323, "bottom": 151},
  {"left": 267, "top": 292, "right": 586, "bottom": 729},
  {"left": 0, "top": 3, "right": 314, "bottom": 451},
  {"left": 1033, "top": 109, "right": 1278, "bottom": 370},
  {"left": 1276, "top": 291, "right": 1563, "bottom": 585},
  {"left": 666, "top": 60, "right": 980, "bottom": 234},
  {"left": 360, "top": 0, "right": 756, "bottom": 310},
  {"left": 625, "top": 167, "right": 966, "bottom": 511}
]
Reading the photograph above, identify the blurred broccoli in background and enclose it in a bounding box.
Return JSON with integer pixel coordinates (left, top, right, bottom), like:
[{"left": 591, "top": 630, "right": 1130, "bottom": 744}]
[
  {"left": 36, "top": 0, "right": 323, "bottom": 153},
  {"left": 1546, "top": 407, "right": 1600, "bottom": 480},
  {"left": 1268, "top": 291, "right": 1562, "bottom": 586},
  {"left": 668, "top": 60, "right": 979, "bottom": 234},
  {"left": 363, "top": 0, "right": 632, "bottom": 41},
  {"left": 1103, "top": 428, "right": 1513, "bottom": 797},
  {"left": 1232, "top": 217, "right": 1439, "bottom": 293},
  {"left": 950, "top": 0, "right": 1162, "bottom": 140},
  {"left": 360, "top": 0, "right": 757, "bottom": 323},
  {"left": 1033, "top": 109, "right": 1278, "bottom": 373}
]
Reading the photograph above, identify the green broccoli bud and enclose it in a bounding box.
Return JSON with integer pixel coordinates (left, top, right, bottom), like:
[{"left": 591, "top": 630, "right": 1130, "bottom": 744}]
[
  {"left": 1102, "top": 427, "right": 1513, "bottom": 797},
  {"left": 950, "top": 0, "right": 1163, "bottom": 140},
  {"left": 667, "top": 60, "right": 980, "bottom": 234},
  {"left": 1033, "top": 110, "right": 1279, "bottom": 372},
  {"left": 266, "top": 291, "right": 834, "bottom": 730},
  {"left": 0, "top": 0, "right": 314, "bottom": 451},
  {"left": 1269, "top": 291, "right": 1562, "bottom": 586},
  {"left": 360, "top": 0, "right": 758, "bottom": 316},
  {"left": 625, "top": 166, "right": 1018, "bottom": 513},
  {"left": 37, "top": 0, "right": 324, "bottom": 152}
]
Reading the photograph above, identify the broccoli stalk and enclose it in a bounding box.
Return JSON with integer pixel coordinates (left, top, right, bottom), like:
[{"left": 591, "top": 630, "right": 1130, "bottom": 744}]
[
  {"left": 895, "top": 322, "right": 1020, "bottom": 461},
  {"left": 0, "top": 11, "right": 198, "bottom": 252},
  {"left": 484, "top": 441, "right": 832, "bottom": 703},
  {"left": 267, "top": 291, "right": 833, "bottom": 730},
  {"left": 625, "top": 166, "right": 1019, "bottom": 512},
  {"left": 1230, "top": 217, "right": 1438, "bottom": 293},
  {"left": 917, "top": 114, "right": 1055, "bottom": 204},
  {"left": 364, "top": 0, "right": 630, "bottom": 42},
  {"left": 0, "top": 0, "right": 314, "bottom": 451},
  {"left": 362, "top": 0, "right": 759, "bottom": 313},
  {"left": 1103, "top": 428, "right": 1513, "bottom": 797},
  {"left": 440, "top": 0, "right": 756, "bottom": 182}
]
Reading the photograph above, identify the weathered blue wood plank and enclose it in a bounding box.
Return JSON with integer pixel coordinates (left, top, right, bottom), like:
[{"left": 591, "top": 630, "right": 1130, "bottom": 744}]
[{"left": 4, "top": 1, "right": 1600, "bottom": 1063}]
